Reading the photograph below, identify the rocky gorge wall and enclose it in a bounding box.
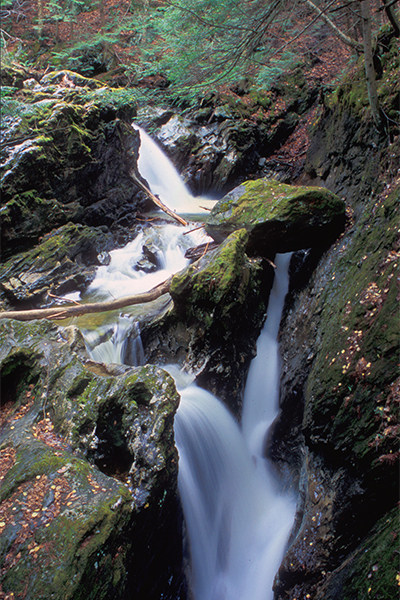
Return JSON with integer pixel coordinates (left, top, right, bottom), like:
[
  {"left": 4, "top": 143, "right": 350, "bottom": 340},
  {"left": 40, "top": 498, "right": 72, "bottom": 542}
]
[{"left": 269, "top": 51, "right": 399, "bottom": 597}]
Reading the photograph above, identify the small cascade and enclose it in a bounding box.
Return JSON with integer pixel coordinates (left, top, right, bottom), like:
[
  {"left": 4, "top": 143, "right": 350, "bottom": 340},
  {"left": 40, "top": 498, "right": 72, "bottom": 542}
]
[
  {"left": 79, "top": 223, "right": 210, "bottom": 365},
  {"left": 134, "top": 125, "right": 216, "bottom": 215},
  {"left": 85, "top": 224, "right": 192, "bottom": 301},
  {"left": 84, "top": 318, "right": 144, "bottom": 366},
  {"left": 174, "top": 254, "right": 296, "bottom": 600},
  {"left": 241, "top": 253, "right": 292, "bottom": 461}
]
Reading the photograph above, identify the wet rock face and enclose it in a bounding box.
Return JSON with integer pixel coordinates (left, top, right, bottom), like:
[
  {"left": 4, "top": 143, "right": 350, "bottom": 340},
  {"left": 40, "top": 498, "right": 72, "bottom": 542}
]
[
  {"left": 205, "top": 179, "right": 346, "bottom": 253},
  {"left": 136, "top": 68, "right": 319, "bottom": 196},
  {"left": 0, "top": 319, "right": 186, "bottom": 600},
  {"left": 1, "top": 69, "right": 144, "bottom": 260}
]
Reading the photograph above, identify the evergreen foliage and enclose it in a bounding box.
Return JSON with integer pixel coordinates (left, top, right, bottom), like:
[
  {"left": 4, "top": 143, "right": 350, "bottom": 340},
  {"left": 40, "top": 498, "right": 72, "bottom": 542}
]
[{"left": 136, "top": 0, "right": 296, "bottom": 96}]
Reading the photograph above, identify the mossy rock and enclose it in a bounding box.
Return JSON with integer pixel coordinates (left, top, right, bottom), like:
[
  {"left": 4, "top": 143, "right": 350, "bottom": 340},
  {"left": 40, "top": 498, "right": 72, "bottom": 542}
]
[
  {"left": 145, "top": 228, "right": 270, "bottom": 415},
  {"left": 314, "top": 506, "right": 399, "bottom": 600},
  {"left": 1, "top": 71, "right": 141, "bottom": 260},
  {"left": 170, "top": 229, "right": 252, "bottom": 320},
  {"left": 0, "top": 223, "right": 116, "bottom": 307},
  {"left": 0, "top": 439, "right": 133, "bottom": 600},
  {"left": 205, "top": 178, "right": 346, "bottom": 253},
  {"left": 303, "top": 186, "right": 399, "bottom": 488},
  {"left": 0, "top": 319, "right": 184, "bottom": 600}
]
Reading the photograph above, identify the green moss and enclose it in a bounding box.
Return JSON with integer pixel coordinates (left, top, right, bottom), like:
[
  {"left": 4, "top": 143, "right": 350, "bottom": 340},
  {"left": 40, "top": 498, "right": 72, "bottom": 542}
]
[
  {"left": 327, "top": 34, "right": 399, "bottom": 129},
  {"left": 206, "top": 178, "right": 345, "bottom": 251},
  {"left": 341, "top": 507, "right": 399, "bottom": 600},
  {"left": 0, "top": 442, "right": 66, "bottom": 503},
  {"left": 171, "top": 229, "right": 250, "bottom": 316},
  {"left": 0, "top": 438, "right": 133, "bottom": 600},
  {"left": 211, "top": 179, "right": 343, "bottom": 223},
  {"left": 1, "top": 70, "right": 139, "bottom": 259}
]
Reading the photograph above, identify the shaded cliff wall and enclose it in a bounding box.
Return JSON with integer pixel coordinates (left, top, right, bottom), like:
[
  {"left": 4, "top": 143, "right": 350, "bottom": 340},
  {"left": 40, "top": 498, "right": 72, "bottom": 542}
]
[{"left": 271, "top": 34, "right": 399, "bottom": 600}]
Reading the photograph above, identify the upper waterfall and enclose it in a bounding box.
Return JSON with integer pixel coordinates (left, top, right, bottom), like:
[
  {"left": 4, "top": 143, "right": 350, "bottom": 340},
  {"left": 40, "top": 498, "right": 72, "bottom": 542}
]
[{"left": 134, "top": 125, "right": 216, "bottom": 215}]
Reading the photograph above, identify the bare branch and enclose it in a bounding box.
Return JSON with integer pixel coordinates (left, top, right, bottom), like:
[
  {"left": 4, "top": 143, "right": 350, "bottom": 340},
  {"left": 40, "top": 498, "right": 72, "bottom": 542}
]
[
  {"left": 0, "top": 277, "right": 173, "bottom": 322},
  {"left": 302, "top": 0, "right": 364, "bottom": 50},
  {"left": 130, "top": 173, "right": 188, "bottom": 226}
]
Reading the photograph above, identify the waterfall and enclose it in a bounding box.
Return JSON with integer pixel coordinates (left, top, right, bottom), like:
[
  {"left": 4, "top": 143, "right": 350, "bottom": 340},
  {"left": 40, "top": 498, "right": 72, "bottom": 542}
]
[
  {"left": 79, "top": 223, "right": 209, "bottom": 365},
  {"left": 134, "top": 125, "right": 216, "bottom": 215},
  {"left": 174, "top": 254, "right": 295, "bottom": 600},
  {"left": 83, "top": 317, "right": 145, "bottom": 366},
  {"left": 86, "top": 224, "right": 193, "bottom": 301},
  {"left": 77, "top": 129, "right": 296, "bottom": 599}
]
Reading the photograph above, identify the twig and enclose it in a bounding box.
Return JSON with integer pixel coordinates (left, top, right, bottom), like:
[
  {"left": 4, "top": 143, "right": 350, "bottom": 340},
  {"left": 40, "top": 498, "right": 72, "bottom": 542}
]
[
  {"left": 183, "top": 224, "right": 206, "bottom": 235},
  {"left": 48, "top": 292, "right": 81, "bottom": 306}
]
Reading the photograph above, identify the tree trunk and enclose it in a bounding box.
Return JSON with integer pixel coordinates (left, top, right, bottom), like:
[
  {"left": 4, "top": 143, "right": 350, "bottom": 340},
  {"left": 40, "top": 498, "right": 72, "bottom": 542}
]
[
  {"left": 375, "top": 0, "right": 382, "bottom": 26},
  {"left": 99, "top": 0, "right": 105, "bottom": 31},
  {"left": 37, "top": 0, "right": 44, "bottom": 37},
  {"left": 361, "top": 0, "right": 383, "bottom": 130}
]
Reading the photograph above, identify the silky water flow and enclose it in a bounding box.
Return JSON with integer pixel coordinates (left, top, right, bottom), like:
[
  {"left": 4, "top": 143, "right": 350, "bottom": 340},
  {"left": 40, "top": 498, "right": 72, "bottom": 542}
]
[
  {"left": 77, "top": 128, "right": 296, "bottom": 600},
  {"left": 174, "top": 253, "right": 295, "bottom": 600}
]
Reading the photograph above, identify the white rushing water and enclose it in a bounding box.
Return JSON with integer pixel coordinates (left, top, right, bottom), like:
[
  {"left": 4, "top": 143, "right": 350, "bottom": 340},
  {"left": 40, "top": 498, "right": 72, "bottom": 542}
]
[
  {"left": 174, "top": 254, "right": 295, "bottom": 600},
  {"left": 86, "top": 224, "right": 195, "bottom": 301},
  {"left": 242, "top": 253, "right": 292, "bottom": 460},
  {"left": 78, "top": 130, "right": 295, "bottom": 599}
]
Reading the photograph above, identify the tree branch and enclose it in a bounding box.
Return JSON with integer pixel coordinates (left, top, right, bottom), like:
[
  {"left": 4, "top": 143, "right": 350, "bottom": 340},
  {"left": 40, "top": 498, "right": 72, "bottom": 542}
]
[
  {"left": 131, "top": 173, "right": 188, "bottom": 226},
  {"left": 302, "top": 0, "right": 363, "bottom": 50},
  {"left": 0, "top": 277, "right": 173, "bottom": 322}
]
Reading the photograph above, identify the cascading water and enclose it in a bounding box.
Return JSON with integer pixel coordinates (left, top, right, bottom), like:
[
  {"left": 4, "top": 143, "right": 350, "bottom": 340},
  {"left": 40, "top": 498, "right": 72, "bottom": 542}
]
[
  {"left": 134, "top": 125, "right": 216, "bottom": 215},
  {"left": 79, "top": 223, "right": 209, "bottom": 364},
  {"left": 76, "top": 130, "right": 296, "bottom": 599},
  {"left": 242, "top": 253, "right": 292, "bottom": 460},
  {"left": 174, "top": 254, "right": 295, "bottom": 600}
]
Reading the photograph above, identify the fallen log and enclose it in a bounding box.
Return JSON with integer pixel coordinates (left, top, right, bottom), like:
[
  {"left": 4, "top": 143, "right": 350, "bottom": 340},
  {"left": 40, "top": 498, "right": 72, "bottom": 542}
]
[
  {"left": 0, "top": 277, "right": 172, "bottom": 322},
  {"left": 131, "top": 173, "right": 188, "bottom": 226}
]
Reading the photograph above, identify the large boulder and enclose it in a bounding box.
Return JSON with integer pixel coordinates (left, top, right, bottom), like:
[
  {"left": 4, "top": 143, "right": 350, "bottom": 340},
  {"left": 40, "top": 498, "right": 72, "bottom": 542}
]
[
  {"left": 0, "top": 319, "right": 185, "bottom": 600},
  {"left": 205, "top": 178, "right": 346, "bottom": 253},
  {"left": 141, "top": 229, "right": 273, "bottom": 416}
]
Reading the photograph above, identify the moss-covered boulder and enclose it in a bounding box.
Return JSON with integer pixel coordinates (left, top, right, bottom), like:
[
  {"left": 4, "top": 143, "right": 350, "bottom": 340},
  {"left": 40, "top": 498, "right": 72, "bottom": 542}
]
[
  {"left": 0, "top": 223, "right": 116, "bottom": 308},
  {"left": 0, "top": 319, "right": 185, "bottom": 600},
  {"left": 1, "top": 69, "right": 143, "bottom": 260},
  {"left": 142, "top": 229, "right": 273, "bottom": 416},
  {"left": 205, "top": 179, "right": 346, "bottom": 253}
]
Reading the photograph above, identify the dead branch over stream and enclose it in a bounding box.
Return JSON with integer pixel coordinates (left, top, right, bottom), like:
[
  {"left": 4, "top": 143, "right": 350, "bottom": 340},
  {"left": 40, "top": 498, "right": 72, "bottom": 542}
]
[
  {"left": 0, "top": 277, "right": 173, "bottom": 322},
  {"left": 131, "top": 173, "right": 189, "bottom": 226}
]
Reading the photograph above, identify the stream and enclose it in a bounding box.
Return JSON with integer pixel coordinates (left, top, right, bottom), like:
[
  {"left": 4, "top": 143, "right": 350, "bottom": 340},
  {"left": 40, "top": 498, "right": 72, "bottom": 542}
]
[{"left": 78, "top": 128, "right": 296, "bottom": 600}]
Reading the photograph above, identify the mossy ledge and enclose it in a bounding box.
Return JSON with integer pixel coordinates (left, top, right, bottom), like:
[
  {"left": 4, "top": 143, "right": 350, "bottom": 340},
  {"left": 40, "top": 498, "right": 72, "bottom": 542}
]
[
  {"left": 0, "top": 68, "right": 144, "bottom": 261},
  {"left": 0, "top": 319, "right": 185, "bottom": 600}
]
